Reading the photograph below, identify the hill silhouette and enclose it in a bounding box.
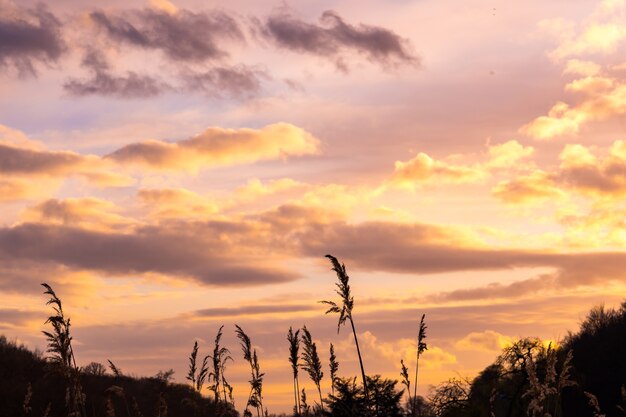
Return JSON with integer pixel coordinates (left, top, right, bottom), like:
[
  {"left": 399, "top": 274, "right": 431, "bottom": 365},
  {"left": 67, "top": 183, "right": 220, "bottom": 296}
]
[
  {"left": 0, "top": 335, "right": 236, "bottom": 417},
  {"left": 436, "top": 302, "right": 626, "bottom": 417}
]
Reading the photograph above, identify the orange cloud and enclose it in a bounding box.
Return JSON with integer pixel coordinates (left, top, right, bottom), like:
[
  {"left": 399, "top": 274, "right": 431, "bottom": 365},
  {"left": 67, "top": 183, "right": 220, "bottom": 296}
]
[
  {"left": 0, "top": 125, "right": 133, "bottom": 201},
  {"left": 455, "top": 330, "right": 513, "bottom": 353},
  {"left": 391, "top": 152, "right": 485, "bottom": 188},
  {"left": 492, "top": 171, "right": 565, "bottom": 205},
  {"left": 390, "top": 140, "right": 533, "bottom": 189},
  {"left": 21, "top": 198, "right": 134, "bottom": 232},
  {"left": 0, "top": 178, "right": 55, "bottom": 202},
  {"left": 494, "top": 141, "right": 626, "bottom": 204},
  {"left": 138, "top": 188, "right": 219, "bottom": 220},
  {"left": 524, "top": 0, "right": 626, "bottom": 140},
  {"left": 106, "top": 123, "right": 320, "bottom": 172}
]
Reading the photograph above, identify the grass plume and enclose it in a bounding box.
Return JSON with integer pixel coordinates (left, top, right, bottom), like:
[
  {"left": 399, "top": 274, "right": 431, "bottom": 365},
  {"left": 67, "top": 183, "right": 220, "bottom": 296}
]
[
  {"left": 41, "top": 283, "right": 85, "bottom": 417},
  {"left": 413, "top": 313, "right": 427, "bottom": 416},
  {"left": 400, "top": 359, "right": 411, "bottom": 413},
  {"left": 329, "top": 343, "right": 339, "bottom": 397},
  {"left": 210, "top": 325, "right": 233, "bottom": 405},
  {"left": 287, "top": 327, "right": 301, "bottom": 415},
  {"left": 301, "top": 326, "right": 324, "bottom": 413},
  {"left": 235, "top": 325, "right": 265, "bottom": 417},
  {"left": 320, "top": 254, "right": 369, "bottom": 409}
]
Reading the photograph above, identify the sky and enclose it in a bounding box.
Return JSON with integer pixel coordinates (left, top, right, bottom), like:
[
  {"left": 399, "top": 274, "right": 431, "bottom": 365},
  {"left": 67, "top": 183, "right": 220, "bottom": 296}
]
[{"left": 1, "top": 0, "right": 626, "bottom": 412}]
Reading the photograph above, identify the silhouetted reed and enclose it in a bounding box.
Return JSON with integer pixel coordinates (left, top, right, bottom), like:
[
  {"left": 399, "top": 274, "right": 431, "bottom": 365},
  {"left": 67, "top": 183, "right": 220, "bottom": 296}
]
[
  {"left": 301, "top": 326, "right": 324, "bottom": 413},
  {"left": 329, "top": 343, "right": 339, "bottom": 397},
  {"left": 41, "top": 283, "right": 85, "bottom": 417},
  {"left": 108, "top": 360, "right": 123, "bottom": 378},
  {"left": 413, "top": 314, "right": 427, "bottom": 416},
  {"left": 235, "top": 324, "right": 265, "bottom": 417},
  {"left": 400, "top": 359, "right": 411, "bottom": 413},
  {"left": 287, "top": 327, "right": 301, "bottom": 416},
  {"left": 187, "top": 341, "right": 210, "bottom": 393},
  {"left": 320, "top": 254, "right": 369, "bottom": 409},
  {"left": 210, "top": 325, "right": 233, "bottom": 406}
]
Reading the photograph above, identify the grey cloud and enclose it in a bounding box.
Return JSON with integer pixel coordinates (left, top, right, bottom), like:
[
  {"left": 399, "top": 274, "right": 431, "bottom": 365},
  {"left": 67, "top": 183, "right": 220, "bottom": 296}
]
[
  {"left": 0, "top": 308, "right": 41, "bottom": 328},
  {"left": 64, "top": 69, "right": 167, "bottom": 98},
  {"left": 299, "top": 220, "right": 626, "bottom": 282},
  {"left": 0, "top": 222, "right": 296, "bottom": 288},
  {"left": 191, "top": 304, "right": 318, "bottom": 318},
  {"left": 254, "top": 206, "right": 626, "bottom": 297},
  {"left": 90, "top": 8, "right": 243, "bottom": 62},
  {"left": 261, "top": 9, "right": 419, "bottom": 70},
  {"left": 0, "top": 143, "right": 83, "bottom": 175},
  {"left": 0, "top": 3, "right": 65, "bottom": 76},
  {"left": 63, "top": 48, "right": 168, "bottom": 98},
  {"left": 180, "top": 65, "right": 265, "bottom": 98},
  {"left": 65, "top": 48, "right": 262, "bottom": 99}
]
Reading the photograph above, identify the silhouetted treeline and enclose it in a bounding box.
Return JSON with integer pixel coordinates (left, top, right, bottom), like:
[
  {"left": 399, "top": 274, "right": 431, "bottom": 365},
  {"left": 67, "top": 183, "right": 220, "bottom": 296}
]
[
  {"left": 430, "top": 302, "right": 626, "bottom": 417},
  {"left": 0, "top": 335, "right": 237, "bottom": 417}
]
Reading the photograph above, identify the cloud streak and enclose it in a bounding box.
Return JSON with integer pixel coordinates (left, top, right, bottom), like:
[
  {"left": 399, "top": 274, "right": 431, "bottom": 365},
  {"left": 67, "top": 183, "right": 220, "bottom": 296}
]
[
  {"left": 260, "top": 9, "right": 418, "bottom": 70},
  {"left": 90, "top": 8, "right": 243, "bottom": 63},
  {"left": 106, "top": 123, "right": 320, "bottom": 172},
  {"left": 0, "top": 222, "right": 297, "bottom": 288},
  {"left": 0, "top": 3, "right": 65, "bottom": 76}
]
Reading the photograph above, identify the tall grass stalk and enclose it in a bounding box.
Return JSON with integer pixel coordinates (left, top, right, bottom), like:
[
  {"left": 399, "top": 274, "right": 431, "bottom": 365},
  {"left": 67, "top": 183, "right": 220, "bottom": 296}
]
[
  {"left": 329, "top": 343, "right": 339, "bottom": 397},
  {"left": 301, "top": 326, "right": 324, "bottom": 413},
  {"left": 108, "top": 360, "right": 123, "bottom": 377},
  {"left": 400, "top": 359, "right": 411, "bottom": 413},
  {"left": 413, "top": 314, "right": 427, "bottom": 416},
  {"left": 287, "top": 327, "right": 301, "bottom": 415},
  {"left": 210, "top": 325, "right": 233, "bottom": 405},
  {"left": 41, "top": 283, "right": 85, "bottom": 417},
  {"left": 235, "top": 325, "right": 265, "bottom": 417},
  {"left": 320, "top": 254, "right": 369, "bottom": 409},
  {"left": 187, "top": 341, "right": 210, "bottom": 393},
  {"left": 187, "top": 341, "right": 199, "bottom": 389}
]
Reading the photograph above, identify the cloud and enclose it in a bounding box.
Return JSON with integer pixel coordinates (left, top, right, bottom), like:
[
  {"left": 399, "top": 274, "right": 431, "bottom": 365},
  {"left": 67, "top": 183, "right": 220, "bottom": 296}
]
[
  {"left": 64, "top": 70, "right": 166, "bottom": 98},
  {"left": 492, "top": 171, "right": 566, "bottom": 205},
  {"left": 520, "top": 75, "right": 626, "bottom": 140},
  {"left": 0, "top": 142, "right": 87, "bottom": 175},
  {"left": 389, "top": 140, "right": 534, "bottom": 189},
  {"left": 106, "top": 122, "right": 320, "bottom": 172},
  {"left": 391, "top": 152, "right": 486, "bottom": 188},
  {"left": 563, "top": 59, "right": 601, "bottom": 76},
  {"left": 260, "top": 9, "right": 418, "bottom": 70},
  {"left": 21, "top": 198, "right": 133, "bottom": 232},
  {"left": 180, "top": 65, "right": 266, "bottom": 98},
  {"left": 138, "top": 188, "right": 219, "bottom": 220},
  {"left": 546, "top": 0, "right": 626, "bottom": 62},
  {"left": 0, "top": 3, "right": 65, "bottom": 76},
  {"left": 352, "top": 331, "right": 456, "bottom": 371},
  {"left": 556, "top": 142, "right": 626, "bottom": 196},
  {"left": 190, "top": 304, "right": 317, "bottom": 318},
  {"left": 0, "top": 132, "right": 133, "bottom": 190},
  {"left": 0, "top": 308, "right": 41, "bottom": 329},
  {"left": 524, "top": 0, "right": 626, "bottom": 140},
  {"left": 234, "top": 178, "right": 305, "bottom": 202},
  {"left": 496, "top": 141, "right": 626, "bottom": 203},
  {"left": 0, "top": 178, "right": 52, "bottom": 202},
  {"left": 90, "top": 8, "right": 243, "bottom": 63},
  {"left": 455, "top": 330, "right": 513, "bottom": 353},
  {"left": 65, "top": 49, "right": 264, "bottom": 99},
  {"left": 0, "top": 221, "right": 297, "bottom": 288}
]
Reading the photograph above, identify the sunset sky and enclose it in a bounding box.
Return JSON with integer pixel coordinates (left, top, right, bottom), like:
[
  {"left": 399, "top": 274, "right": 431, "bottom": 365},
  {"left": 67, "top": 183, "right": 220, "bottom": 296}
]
[{"left": 2, "top": 0, "right": 626, "bottom": 412}]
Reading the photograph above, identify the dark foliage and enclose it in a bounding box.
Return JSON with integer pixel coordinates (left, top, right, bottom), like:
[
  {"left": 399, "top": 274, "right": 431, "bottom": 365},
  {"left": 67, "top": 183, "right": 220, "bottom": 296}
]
[
  {"left": 324, "top": 375, "right": 404, "bottom": 417},
  {"left": 561, "top": 302, "right": 626, "bottom": 417},
  {"left": 0, "top": 336, "right": 237, "bottom": 417}
]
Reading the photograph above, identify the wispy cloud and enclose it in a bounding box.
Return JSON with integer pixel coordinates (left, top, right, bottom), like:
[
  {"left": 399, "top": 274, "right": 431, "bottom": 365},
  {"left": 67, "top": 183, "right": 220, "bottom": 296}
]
[
  {"left": 259, "top": 8, "right": 419, "bottom": 71},
  {"left": 0, "top": 3, "right": 65, "bottom": 76}
]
